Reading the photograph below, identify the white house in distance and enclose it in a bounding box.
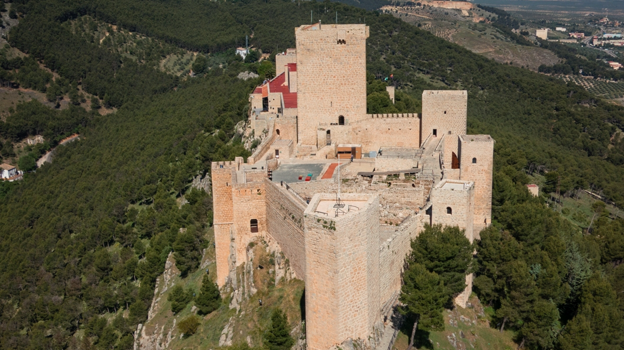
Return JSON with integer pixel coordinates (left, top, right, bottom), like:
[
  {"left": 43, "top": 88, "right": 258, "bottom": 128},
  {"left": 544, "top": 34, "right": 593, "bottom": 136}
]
[
  {"left": 0, "top": 163, "right": 21, "bottom": 181},
  {"left": 556, "top": 27, "right": 567, "bottom": 32},
  {"left": 236, "top": 47, "right": 248, "bottom": 60}
]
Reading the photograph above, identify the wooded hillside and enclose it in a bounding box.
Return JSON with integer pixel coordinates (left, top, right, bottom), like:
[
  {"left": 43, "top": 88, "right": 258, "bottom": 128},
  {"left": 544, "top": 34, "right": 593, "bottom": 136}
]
[{"left": 0, "top": 0, "right": 622, "bottom": 349}]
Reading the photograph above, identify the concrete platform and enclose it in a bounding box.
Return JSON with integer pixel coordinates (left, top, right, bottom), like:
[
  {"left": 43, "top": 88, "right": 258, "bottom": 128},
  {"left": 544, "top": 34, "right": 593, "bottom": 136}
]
[{"left": 271, "top": 163, "right": 326, "bottom": 183}]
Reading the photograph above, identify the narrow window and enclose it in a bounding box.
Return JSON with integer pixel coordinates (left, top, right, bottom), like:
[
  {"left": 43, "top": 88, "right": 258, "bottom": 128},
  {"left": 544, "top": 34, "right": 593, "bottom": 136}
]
[
  {"left": 338, "top": 116, "right": 345, "bottom": 125},
  {"left": 446, "top": 207, "right": 452, "bottom": 215},
  {"left": 276, "top": 129, "right": 280, "bottom": 136},
  {"left": 444, "top": 111, "right": 447, "bottom": 114},
  {"left": 250, "top": 219, "right": 258, "bottom": 233},
  {"left": 433, "top": 129, "right": 437, "bottom": 137},
  {"left": 472, "top": 157, "right": 477, "bottom": 164}
]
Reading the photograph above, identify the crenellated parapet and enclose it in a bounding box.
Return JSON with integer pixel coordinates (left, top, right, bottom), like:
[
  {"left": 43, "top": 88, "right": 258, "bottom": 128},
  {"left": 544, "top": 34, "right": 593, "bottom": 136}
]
[{"left": 367, "top": 113, "right": 419, "bottom": 119}]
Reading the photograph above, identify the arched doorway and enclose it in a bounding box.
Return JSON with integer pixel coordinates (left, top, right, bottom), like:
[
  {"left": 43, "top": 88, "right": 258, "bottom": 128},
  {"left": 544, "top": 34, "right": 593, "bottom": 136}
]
[{"left": 338, "top": 116, "right": 345, "bottom": 125}]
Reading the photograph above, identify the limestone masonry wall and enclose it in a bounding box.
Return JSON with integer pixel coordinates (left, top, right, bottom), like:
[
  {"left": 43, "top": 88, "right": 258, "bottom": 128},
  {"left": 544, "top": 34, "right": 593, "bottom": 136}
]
[
  {"left": 296, "top": 24, "right": 369, "bottom": 146},
  {"left": 430, "top": 180, "right": 474, "bottom": 242},
  {"left": 379, "top": 212, "right": 424, "bottom": 314},
  {"left": 459, "top": 135, "right": 494, "bottom": 238},
  {"left": 232, "top": 182, "right": 267, "bottom": 270},
  {"left": 212, "top": 162, "right": 237, "bottom": 286},
  {"left": 264, "top": 179, "right": 307, "bottom": 279},
  {"left": 304, "top": 194, "right": 379, "bottom": 350},
  {"left": 421, "top": 90, "right": 467, "bottom": 143}
]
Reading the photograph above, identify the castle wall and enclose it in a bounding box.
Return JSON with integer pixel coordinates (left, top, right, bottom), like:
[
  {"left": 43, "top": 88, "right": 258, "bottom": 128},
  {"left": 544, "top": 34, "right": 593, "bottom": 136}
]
[
  {"left": 296, "top": 24, "right": 369, "bottom": 146},
  {"left": 231, "top": 182, "right": 267, "bottom": 269},
  {"left": 276, "top": 52, "right": 297, "bottom": 76},
  {"left": 212, "top": 162, "right": 237, "bottom": 286},
  {"left": 317, "top": 114, "right": 421, "bottom": 153},
  {"left": 248, "top": 133, "right": 276, "bottom": 164},
  {"left": 459, "top": 135, "right": 494, "bottom": 238},
  {"left": 375, "top": 157, "right": 418, "bottom": 172},
  {"left": 378, "top": 212, "right": 424, "bottom": 314},
  {"left": 304, "top": 194, "right": 379, "bottom": 350},
  {"left": 421, "top": 91, "right": 467, "bottom": 144},
  {"left": 429, "top": 181, "right": 474, "bottom": 242},
  {"left": 264, "top": 180, "right": 307, "bottom": 279}
]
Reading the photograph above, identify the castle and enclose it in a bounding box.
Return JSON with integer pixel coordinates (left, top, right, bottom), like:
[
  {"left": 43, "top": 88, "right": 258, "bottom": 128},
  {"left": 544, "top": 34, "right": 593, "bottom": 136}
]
[{"left": 212, "top": 23, "right": 494, "bottom": 350}]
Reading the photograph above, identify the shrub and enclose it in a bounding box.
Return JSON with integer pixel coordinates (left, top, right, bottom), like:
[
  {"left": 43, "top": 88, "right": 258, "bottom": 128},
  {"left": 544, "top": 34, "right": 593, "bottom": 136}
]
[{"left": 177, "top": 315, "right": 200, "bottom": 336}]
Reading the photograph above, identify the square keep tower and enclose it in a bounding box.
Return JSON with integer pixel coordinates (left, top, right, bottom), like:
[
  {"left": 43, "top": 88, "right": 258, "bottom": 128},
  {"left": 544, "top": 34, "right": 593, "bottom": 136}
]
[
  {"left": 296, "top": 23, "right": 369, "bottom": 147},
  {"left": 303, "top": 193, "right": 380, "bottom": 350},
  {"left": 421, "top": 90, "right": 467, "bottom": 143}
]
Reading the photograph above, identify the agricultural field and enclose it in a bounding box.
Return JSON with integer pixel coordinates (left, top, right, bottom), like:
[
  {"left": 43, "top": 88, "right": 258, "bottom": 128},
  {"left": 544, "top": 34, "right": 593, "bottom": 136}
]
[
  {"left": 383, "top": 5, "right": 559, "bottom": 71},
  {"left": 559, "top": 75, "right": 624, "bottom": 99}
]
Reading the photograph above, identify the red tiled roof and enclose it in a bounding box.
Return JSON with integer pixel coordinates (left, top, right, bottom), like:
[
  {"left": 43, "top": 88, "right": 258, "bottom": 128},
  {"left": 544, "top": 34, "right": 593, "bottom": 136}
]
[
  {"left": 527, "top": 184, "right": 538, "bottom": 188},
  {"left": 252, "top": 66, "right": 298, "bottom": 109},
  {"left": 268, "top": 72, "right": 297, "bottom": 109}
]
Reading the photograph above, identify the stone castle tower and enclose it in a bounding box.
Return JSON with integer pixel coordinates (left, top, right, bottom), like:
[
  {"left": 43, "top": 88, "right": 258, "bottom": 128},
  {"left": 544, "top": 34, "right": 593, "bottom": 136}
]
[
  {"left": 212, "top": 23, "right": 496, "bottom": 350},
  {"left": 296, "top": 23, "right": 369, "bottom": 147}
]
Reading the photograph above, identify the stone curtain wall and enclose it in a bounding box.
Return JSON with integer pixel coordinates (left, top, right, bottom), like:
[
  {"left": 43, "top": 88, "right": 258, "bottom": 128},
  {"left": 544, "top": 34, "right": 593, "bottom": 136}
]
[
  {"left": 274, "top": 117, "right": 298, "bottom": 144},
  {"left": 212, "top": 162, "right": 237, "bottom": 286},
  {"left": 459, "top": 136, "right": 494, "bottom": 238},
  {"left": 276, "top": 51, "right": 297, "bottom": 76},
  {"left": 421, "top": 90, "right": 467, "bottom": 144},
  {"left": 264, "top": 179, "right": 307, "bottom": 279},
  {"left": 318, "top": 115, "right": 421, "bottom": 153},
  {"left": 378, "top": 212, "right": 425, "bottom": 315},
  {"left": 248, "top": 132, "right": 276, "bottom": 164},
  {"left": 296, "top": 24, "right": 369, "bottom": 146}
]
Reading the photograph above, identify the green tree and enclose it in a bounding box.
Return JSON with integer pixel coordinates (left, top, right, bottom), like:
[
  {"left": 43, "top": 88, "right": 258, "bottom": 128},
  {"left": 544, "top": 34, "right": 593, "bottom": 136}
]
[
  {"left": 177, "top": 315, "right": 201, "bottom": 336},
  {"left": 400, "top": 263, "right": 446, "bottom": 350},
  {"left": 91, "top": 96, "right": 101, "bottom": 110},
  {"left": 173, "top": 226, "right": 203, "bottom": 277},
  {"left": 244, "top": 49, "right": 260, "bottom": 63},
  {"left": 195, "top": 274, "right": 221, "bottom": 315},
  {"left": 168, "top": 285, "right": 193, "bottom": 314},
  {"left": 410, "top": 225, "right": 473, "bottom": 300},
  {"left": 264, "top": 309, "right": 294, "bottom": 350},
  {"left": 18, "top": 153, "right": 36, "bottom": 172},
  {"left": 192, "top": 55, "right": 208, "bottom": 75}
]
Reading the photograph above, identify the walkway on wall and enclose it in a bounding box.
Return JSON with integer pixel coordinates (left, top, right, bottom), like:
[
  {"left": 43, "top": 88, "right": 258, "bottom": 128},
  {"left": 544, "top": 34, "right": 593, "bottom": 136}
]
[{"left": 419, "top": 134, "right": 443, "bottom": 181}]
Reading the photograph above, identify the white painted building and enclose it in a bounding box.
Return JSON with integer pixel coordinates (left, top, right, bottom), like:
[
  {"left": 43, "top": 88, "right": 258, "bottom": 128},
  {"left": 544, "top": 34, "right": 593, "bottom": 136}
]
[
  {"left": 236, "top": 47, "right": 248, "bottom": 60},
  {"left": 556, "top": 27, "right": 567, "bottom": 32},
  {"left": 1, "top": 163, "right": 17, "bottom": 179}
]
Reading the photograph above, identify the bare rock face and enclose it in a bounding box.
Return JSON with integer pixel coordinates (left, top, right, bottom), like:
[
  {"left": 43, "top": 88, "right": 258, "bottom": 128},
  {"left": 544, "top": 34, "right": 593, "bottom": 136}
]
[
  {"left": 133, "top": 253, "right": 181, "bottom": 350},
  {"left": 191, "top": 174, "right": 211, "bottom": 195},
  {"left": 237, "top": 71, "right": 259, "bottom": 80}
]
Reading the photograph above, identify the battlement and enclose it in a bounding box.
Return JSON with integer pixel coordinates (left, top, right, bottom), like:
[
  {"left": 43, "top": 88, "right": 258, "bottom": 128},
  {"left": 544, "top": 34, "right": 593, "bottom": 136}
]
[
  {"left": 367, "top": 113, "right": 419, "bottom": 119},
  {"left": 211, "top": 160, "right": 238, "bottom": 170},
  {"left": 423, "top": 90, "right": 467, "bottom": 96}
]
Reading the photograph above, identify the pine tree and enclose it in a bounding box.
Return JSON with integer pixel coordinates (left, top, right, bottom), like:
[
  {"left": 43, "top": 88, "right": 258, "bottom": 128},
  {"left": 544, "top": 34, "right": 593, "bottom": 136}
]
[
  {"left": 195, "top": 274, "right": 221, "bottom": 315},
  {"left": 168, "top": 285, "right": 193, "bottom": 314},
  {"left": 410, "top": 224, "right": 473, "bottom": 299},
  {"left": 264, "top": 309, "right": 294, "bottom": 350}
]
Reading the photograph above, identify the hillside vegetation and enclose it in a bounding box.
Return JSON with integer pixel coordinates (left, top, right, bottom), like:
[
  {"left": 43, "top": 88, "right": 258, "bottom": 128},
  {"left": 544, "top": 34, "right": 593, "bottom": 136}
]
[{"left": 0, "top": 0, "right": 622, "bottom": 349}]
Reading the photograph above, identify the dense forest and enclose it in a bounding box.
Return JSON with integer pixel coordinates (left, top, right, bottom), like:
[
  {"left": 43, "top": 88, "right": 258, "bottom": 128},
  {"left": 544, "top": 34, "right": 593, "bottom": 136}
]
[{"left": 0, "top": 0, "right": 622, "bottom": 349}]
